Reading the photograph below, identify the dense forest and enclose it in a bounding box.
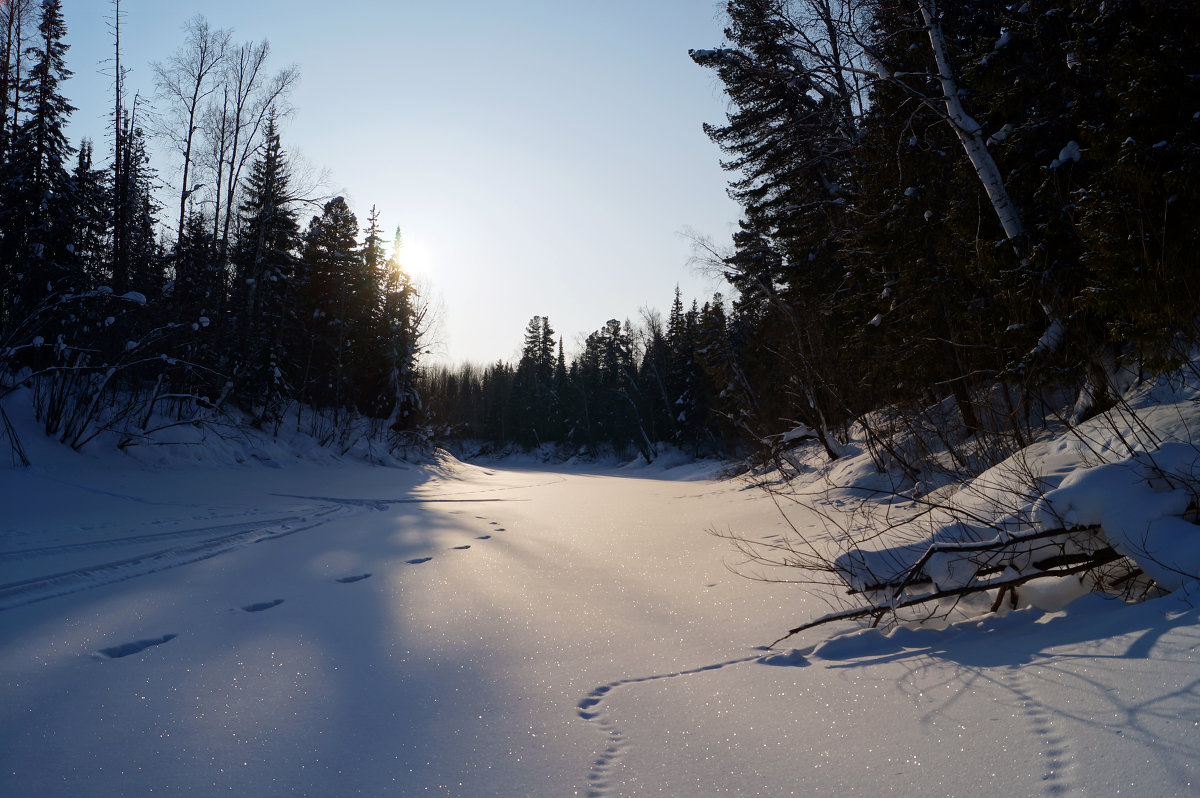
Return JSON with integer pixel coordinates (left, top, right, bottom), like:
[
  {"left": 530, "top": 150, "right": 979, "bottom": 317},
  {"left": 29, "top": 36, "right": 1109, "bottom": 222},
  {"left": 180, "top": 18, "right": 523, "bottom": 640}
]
[
  {"left": 681, "top": 0, "right": 1200, "bottom": 468},
  {"left": 1, "top": 0, "right": 1197, "bottom": 469},
  {"left": 428, "top": 0, "right": 1200, "bottom": 468},
  {"left": 0, "top": 1, "right": 425, "bottom": 456}
]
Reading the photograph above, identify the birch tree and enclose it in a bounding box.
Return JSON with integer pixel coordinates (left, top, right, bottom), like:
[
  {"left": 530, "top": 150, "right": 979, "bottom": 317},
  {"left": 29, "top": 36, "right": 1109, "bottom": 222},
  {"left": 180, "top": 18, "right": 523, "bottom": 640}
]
[
  {"left": 207, "top": 39, "right": 297, "bottom": 264},
  {"left": 153, "top": 16, "right": 229, "bottom": 249}
]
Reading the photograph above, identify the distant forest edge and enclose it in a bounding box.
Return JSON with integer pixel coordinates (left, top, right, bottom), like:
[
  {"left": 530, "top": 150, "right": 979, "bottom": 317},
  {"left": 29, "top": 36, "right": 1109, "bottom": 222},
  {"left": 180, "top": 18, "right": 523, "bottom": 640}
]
[
  {"left": 2, "top": 1, "right": 1198, "bottom": 470},
  {"left": 428, "top": 0, "right": 1200, "bottom": 466}
]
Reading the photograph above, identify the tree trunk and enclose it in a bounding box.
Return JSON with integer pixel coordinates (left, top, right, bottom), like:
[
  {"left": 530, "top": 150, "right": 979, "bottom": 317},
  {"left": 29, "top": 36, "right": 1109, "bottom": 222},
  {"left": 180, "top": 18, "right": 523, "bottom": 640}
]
[{"left": 918, "top": 0, "right": 1024, "bottom": 244}]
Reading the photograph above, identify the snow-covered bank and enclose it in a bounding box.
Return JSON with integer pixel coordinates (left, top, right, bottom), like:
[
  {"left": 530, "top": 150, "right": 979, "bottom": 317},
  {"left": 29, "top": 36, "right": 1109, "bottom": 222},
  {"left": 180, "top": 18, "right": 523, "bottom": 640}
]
[
  {"left": 2, "top": 388, "right": 1200, "bottom": 796},
  {"left": 737, "top": 367, "right": 1200, "bottom": 643}
]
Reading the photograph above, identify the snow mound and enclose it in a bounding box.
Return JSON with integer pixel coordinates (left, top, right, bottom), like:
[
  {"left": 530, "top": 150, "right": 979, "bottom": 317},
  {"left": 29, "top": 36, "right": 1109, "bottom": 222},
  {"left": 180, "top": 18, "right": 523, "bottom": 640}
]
[{"left": 1034, "top": 442, "right": 1200, "bottom": 590}]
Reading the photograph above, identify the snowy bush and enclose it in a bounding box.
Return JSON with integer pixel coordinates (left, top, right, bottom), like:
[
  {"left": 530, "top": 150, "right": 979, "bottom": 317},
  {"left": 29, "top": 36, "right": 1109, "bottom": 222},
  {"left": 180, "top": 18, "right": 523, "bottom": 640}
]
[{"left": 718, "top": 365, "right": 1200, "bottom": 646}]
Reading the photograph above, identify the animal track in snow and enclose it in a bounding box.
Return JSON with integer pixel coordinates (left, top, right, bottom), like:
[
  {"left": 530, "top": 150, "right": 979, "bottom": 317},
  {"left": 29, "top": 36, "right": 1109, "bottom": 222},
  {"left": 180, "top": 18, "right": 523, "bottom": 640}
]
[
  {"left": 95, "top": 633, "right": 177, "bottom": 660},
  {"left": 576, "top": 653, "right": 762, "bottom": 796},
  {"left": 450, "top": 545, "right": 471, "bottom": 550},
  {"left": 405, "top": 557, "right": 432, "bottom": 565},
  {"left": 335, "top": 573, "right": 372, "bottom": 583},
  {"left": 240, "top": 599, "right": 285, "bottom": 612},
  {"left": 1002, "top": 668, "right": 1077, "bottom": 795}
]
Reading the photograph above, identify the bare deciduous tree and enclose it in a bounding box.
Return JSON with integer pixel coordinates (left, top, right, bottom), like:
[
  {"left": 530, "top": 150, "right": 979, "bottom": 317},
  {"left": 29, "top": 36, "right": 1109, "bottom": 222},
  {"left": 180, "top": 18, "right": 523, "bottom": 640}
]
[
  {"left": 0, "top": 0, "right": 35, "bottom": 160},
  {"left": 201, "top": 38, "right": 297, "bottom": 263},
  {"left": 152, "top": 15, "right": 230, "bottom": 249}
]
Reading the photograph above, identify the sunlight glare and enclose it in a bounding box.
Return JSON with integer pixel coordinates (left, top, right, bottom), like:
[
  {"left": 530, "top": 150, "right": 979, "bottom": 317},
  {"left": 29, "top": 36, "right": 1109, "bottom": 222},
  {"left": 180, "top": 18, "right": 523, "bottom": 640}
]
[{"left": 396, "top": 233, "right": 434, "bottom": 278}]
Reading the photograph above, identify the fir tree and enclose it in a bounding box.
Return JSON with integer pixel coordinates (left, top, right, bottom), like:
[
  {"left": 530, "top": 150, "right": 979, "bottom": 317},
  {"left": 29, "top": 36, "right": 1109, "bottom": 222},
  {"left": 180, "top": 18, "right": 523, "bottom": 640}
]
[
  {"left": 71, "top": 138, "right": 108, "bottom": 288},
  {"left": 0, "top": 0, "right": 77, "bottom": 336},
  {"left": 295, "top": 196, "right": 359, "bottom": 411},
  {"left": 378, "top": 226, "right": 422, "bottom": 429},
  {"left": 229, "top": 113, "right": 299, "bottom": 424}
]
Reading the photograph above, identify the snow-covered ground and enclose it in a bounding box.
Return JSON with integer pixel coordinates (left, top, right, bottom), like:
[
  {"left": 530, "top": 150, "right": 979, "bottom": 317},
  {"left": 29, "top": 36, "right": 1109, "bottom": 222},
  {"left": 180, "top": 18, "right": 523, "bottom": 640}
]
[{"left": 2, "top": 401, "right": 1199, "bottom": 796}]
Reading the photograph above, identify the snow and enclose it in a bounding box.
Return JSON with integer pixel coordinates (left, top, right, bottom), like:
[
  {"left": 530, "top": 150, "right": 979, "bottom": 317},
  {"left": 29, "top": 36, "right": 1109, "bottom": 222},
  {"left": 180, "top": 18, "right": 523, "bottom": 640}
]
[
  {"left": 1050, "top": 140, "right": 1082, "bottom": 168},
  {"left": 781, "top": 423, "right": 816, "bottom": 444},
  {"left": 986, "top": 123, "right": 1013, "bottom": 146},
  {"left": 1034, "top": 442, "right": 1200, "bottom": 590},
  {"left": 866, "top": 50, "right": 891, "bottom": 80},
  {"left": 1031, "top": 317, "right": 1065, "bottom": 355},
  {"left": 2, "top": 388, "right": 1200, "bottom": 796}
]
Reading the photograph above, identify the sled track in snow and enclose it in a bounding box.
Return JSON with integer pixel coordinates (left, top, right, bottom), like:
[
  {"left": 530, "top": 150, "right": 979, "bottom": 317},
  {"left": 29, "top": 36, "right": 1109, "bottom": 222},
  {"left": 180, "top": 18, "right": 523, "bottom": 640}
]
[
  {"left": 575, "top": 654, "right": 763, "bottom": 797},
  {"left": 0, "top": 505, "right": 348, "bottom": 611}
]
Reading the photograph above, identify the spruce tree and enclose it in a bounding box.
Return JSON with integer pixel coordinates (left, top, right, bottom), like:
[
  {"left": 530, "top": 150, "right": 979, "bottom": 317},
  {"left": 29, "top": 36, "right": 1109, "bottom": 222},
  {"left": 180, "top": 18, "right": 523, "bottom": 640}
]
[
  {"left": 295, "top": 196, "right": 359, "bottom": 410},
  {"left": 0, "top": 0, "right": 77, "bottom": 337},
  {"left": 378, "top": 227, "right": 421, "bottom": 430},
  {"left": 229, "top": 113, "right": 299, "bottom": 424},
  {"left": 71, "top": 138, "right": 108, "bottom": 288}
]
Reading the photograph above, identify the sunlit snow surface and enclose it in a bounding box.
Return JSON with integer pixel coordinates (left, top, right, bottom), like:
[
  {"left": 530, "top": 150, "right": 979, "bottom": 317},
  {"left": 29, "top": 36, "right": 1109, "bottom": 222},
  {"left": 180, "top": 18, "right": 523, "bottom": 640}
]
[{"left": 2, "top": 406, "right": 1199, "bottom": 795}]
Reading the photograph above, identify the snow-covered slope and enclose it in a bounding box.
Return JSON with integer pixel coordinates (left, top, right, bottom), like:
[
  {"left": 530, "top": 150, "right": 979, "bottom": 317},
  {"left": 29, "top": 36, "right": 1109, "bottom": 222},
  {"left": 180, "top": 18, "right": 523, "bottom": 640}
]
[{"left": 2, "top": 388, "right": 1199, "bottom": 796}]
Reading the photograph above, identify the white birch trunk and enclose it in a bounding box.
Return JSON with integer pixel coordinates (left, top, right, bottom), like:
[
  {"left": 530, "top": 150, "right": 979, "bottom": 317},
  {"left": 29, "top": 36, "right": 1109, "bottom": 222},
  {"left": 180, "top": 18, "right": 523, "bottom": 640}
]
[{"left": 918, "top": 0, "right": 1025, "bottom": 242}]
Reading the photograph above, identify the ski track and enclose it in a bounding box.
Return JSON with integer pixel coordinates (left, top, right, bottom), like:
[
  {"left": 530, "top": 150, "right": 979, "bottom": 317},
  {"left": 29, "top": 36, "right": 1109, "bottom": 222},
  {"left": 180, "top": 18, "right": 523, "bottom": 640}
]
[
  {"left": 2, "top": 487, "right": 521, "bottom": 612},
  {"left": 575, "top": 654, "right": 764, "bottom": 797},
  {"left": 76, "top": 511, "right": 512, "bottom": 666},
  {"left": 0, "top": 505, "right": 348, "bottom": 611},
  {"left": 2, "top": 515, "right": 309, "bottom": 559}
]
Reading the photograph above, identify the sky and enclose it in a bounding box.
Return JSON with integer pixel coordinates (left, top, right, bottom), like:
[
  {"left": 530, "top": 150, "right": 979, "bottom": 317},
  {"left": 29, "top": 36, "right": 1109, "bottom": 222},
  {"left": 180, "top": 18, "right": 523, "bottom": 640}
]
[{"left": 58, "top": 0, "right": 742, "bottom": 365}]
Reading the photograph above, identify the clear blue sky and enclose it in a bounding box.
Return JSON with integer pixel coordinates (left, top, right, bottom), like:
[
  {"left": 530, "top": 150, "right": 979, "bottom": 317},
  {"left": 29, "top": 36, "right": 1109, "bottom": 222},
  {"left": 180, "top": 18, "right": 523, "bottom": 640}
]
[{"left": 60, "top": 0, "right": 741, "bottom": 365}]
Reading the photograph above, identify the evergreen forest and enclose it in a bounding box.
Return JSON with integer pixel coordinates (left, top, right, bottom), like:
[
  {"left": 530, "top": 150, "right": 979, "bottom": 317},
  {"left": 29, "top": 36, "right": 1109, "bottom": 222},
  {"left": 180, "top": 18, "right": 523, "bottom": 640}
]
[
  {"left": 2, "top": 0, "right": 1198, "bottom": 470},
  {"left": 0, "top": 2, "right": 424, "bottom": 456}
]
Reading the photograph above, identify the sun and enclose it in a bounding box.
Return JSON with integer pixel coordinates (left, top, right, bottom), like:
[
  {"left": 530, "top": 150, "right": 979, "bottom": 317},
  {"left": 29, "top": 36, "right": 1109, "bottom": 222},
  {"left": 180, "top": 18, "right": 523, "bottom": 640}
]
[{"left": 395, "top": 232, "right": 434, "bottom": 278}]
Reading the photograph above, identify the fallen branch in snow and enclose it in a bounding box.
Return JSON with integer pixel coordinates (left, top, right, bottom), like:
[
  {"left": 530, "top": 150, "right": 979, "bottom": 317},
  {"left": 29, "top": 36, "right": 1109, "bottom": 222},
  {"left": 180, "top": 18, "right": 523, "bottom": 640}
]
[{"left": 767, "top": 537, "right": 1127, "bottom": 649}]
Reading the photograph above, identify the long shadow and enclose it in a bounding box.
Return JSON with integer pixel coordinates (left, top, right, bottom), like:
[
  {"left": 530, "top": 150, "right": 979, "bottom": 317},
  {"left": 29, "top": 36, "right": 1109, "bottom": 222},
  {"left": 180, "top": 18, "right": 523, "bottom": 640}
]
[
  {"left": 0, "top": 462, "right": 530, "bottom": 797},
  {"left": 808, "top": 593, "right": 1200, "bottom": 670},
  {"left": 775, "top": 590, "right": 1200, "bottom": 795}
]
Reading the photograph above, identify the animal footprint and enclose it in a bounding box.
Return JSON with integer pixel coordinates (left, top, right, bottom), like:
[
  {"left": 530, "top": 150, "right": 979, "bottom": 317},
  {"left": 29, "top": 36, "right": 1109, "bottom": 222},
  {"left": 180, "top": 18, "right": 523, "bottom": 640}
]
[
  {"left": 406, "top": 557, "right": 432, "bottom": 565},
  {"left": 241, "top": 599, "right": 285, "bottom": 612},
  {"left": 336, "top": 573, "right": 371, "bottom": 583},
  {"left": 451, "top": 545, "right": 471, "bottom": 550},
  {"left": 476, "top": 535, "right": 491, "bottom": 540},
  {"left": 96, "top": 633, "right": 177, "bottom": 660}
]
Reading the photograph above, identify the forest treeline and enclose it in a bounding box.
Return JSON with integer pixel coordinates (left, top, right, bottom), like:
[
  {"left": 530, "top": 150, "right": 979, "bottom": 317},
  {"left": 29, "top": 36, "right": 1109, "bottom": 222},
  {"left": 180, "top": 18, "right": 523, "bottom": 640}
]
[
  {"left": 422, "top": 293, "right": 739, "bottom": 460},
  {"left": 683, "top": 0, "right": 1199, "bottom": 463},
  {"left": 427, "top": 0, "right": 1200, "bottom": 466},
  {"left": 2, "top": 0, "right": 1198, "bottom": 467},
  {"left": 0, "top": 2, "right": 425, "bottom": 453}
]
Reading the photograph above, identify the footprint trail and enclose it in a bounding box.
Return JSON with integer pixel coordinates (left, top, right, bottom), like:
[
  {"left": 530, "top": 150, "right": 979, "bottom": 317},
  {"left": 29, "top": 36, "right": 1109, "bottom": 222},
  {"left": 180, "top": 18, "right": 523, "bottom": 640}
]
[
  {"left": 1002, "top": 668, "right": 1077, "bottom": 795},
  {"left": 575, "top": 653, "right": 763, "bottom": 797},
  {"left": 240, "top": 599, "right": 285, "bottom": 612},
  {"left": 95, "top": 633, "right": 177, "bottom": 660}
]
